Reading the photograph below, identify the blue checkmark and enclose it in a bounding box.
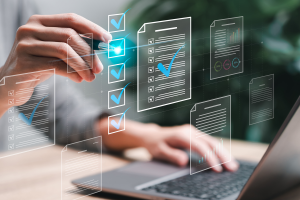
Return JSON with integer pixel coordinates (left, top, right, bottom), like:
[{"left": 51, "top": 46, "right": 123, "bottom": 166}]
[
  {"left": 18, "top": 95, "right": 48, "bottom": 125},
  {"left": 111, "top": 8, "right": 130, "bottom": 29},
  {"left": 111, "top": 58, "right": 130, "bottom": 79},
  {"left": 111, "top": 82, "right": 130, "bottom": 104},
  {"left": 157, "top": 44, "right": 185, "bottom": 77},
  {"left": 111, "top": 107, "right": 130, "bottom": 129}
]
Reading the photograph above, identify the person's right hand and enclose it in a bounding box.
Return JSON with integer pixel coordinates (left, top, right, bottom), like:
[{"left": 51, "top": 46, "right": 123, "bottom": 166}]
[{"left": 0, "top": 13, "right": 112, "bottom": 117}]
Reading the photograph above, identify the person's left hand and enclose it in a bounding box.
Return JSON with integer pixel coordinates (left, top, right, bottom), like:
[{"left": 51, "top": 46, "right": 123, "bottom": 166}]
[{"left": 98, "top": 119, "right": 239, "bottom": 173}]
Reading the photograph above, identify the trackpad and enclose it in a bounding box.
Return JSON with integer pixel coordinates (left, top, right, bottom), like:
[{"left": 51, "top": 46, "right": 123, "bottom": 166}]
[{"left": 118, "top": 161, "right": 186, "bottom": 177}]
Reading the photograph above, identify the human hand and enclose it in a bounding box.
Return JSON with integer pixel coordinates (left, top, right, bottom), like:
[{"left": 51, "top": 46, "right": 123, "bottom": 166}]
[
  {"left": 0, "top": 13, "right": 111, "bottom": 116},
  {"left": 99, "top": 119, "right": 239, "bottom": 173},
  {"left": 140, "top": 124, "right": 238, "bottom": 172}
]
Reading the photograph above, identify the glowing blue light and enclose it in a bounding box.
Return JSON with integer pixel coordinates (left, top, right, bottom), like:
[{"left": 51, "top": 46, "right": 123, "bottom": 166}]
[{"left": 114, "top": 47, "right": 122, "bottom": 54}]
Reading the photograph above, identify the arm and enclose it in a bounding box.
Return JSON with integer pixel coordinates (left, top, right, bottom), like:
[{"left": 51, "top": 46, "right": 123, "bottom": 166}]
[{"left": 45, "top": 76, "right": 104, "bottom": 152}]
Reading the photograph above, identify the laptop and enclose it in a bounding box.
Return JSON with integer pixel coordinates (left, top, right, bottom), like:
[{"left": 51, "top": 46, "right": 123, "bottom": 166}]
[{"left": 73, "top": 97, "right": 300, "bottom": 200}]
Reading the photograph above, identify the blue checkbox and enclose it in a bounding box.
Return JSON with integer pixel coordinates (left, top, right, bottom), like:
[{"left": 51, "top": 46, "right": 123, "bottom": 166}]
[
  {"left": 108, "top": 33, "right": 130, "bottom": 58},
  {"left": 108, "top": 58, "right": 130, "bottom": 83},
  {"left": 108, "top": 107, "right": 130, "bottom": 134},
  {"left": 108, "top": 38, "right": 125, "bottom": 58},
  {"left": 108, "top": 83, "right": 130, "bottom": 109},
  {"left": 108, "top": 9, "right": 130, "bottom": 33}
]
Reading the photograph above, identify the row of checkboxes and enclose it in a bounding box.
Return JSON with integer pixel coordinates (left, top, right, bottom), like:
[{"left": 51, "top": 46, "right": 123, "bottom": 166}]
[
  {"left": 107, "top": 8, "right": 133, "bottom": 135},
  {"left": 8, "top": 91, "right": 15, "bottom": 116},
  {"left": 7, "top": 90, "right": 15, "bottom": 147},
  {"left": 107, "top": 29, "right": 129, "bottom": 134},
  {"left": 148, "top": 45, "right": 155, "bottom": 103}
]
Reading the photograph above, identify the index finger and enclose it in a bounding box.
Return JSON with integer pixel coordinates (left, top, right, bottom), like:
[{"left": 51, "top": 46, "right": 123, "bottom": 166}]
[{"left": 35, "top": 13, "right": 112, "bottom": 43}]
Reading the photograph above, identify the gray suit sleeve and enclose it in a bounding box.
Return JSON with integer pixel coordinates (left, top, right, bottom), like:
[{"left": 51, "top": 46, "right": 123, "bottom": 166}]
[{"left": 45, "top": 76, "right": 105, "bottom": 152}]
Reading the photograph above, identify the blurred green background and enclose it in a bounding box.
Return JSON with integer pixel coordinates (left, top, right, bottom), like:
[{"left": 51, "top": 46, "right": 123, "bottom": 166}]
[{"left": 123, "top": 0, "right": 300, "bottom": 143}]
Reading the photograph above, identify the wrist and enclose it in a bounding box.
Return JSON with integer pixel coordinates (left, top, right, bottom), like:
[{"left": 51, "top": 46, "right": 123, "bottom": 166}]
[
  {"left": 138, "top": 123, "right": 162, "bottom": 147},
  {"left": 96, "top": 118, "right": 161, "bottom": 151}
]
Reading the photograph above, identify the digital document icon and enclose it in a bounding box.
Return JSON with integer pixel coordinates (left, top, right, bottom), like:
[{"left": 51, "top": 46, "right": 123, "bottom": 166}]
[
  {"left": 67, "top": 33, "right": 93, "bottom": 73},
  {"left": 210, "top": 16, "right": 243, "bottom": 80},
  {"left": 249, "top": 74, "right": 274, "bottom": 125},
  {"left": 61, "top": 136, "right": 102, "bottom": 200},
  {"left": 108, "top": 107, "right": 130, "bottom": 134},
  {"left": 190, "top": 95, "right": 231, "bottom": 174},
  {"left": 0, "top": 69, "right": 55, "bottom": 159},
  {"left": 137, "top": 17, "right": 192, "bottom": 112},
  {"left": 108, "top": 8, "right": 130, "bottom": 33}
]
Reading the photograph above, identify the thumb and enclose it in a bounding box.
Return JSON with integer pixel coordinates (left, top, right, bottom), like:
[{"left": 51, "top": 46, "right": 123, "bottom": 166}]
[{"left": 154, "top": 143, "right": 188, "bottom": 167}]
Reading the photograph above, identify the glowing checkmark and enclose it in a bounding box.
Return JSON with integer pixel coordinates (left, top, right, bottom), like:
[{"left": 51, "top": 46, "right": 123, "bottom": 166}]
[{"left": 157, "top": 44, "right": 185, "bottom": 77}]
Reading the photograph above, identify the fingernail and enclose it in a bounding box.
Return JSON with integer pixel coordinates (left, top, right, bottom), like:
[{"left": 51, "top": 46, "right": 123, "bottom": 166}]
[
  {"left": 90, "top": 73, "right": 95, "bottom": 81},
  {"left": 177, "top": 154, "right": 188, "bottom": 167},
  {"left": 102, "top": 32, "right": 112, "bottom": 43},
  {"left": 95, "top": 55, "right": 103, "bottom": 73},
  {"left": 215, "top": 165, "right": 223, "bottom": 172},
  {"left": 228, "top": 161, "right": 238, "bottom": 170}
]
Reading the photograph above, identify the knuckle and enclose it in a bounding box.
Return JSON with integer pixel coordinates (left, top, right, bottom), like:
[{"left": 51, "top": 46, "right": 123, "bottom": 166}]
[
  {"left": 173, "top": 133, "right": 183, "bottom": 142},
  {"left": 65, "top": 13, "right": 78, "bottom": 23},
  {"left": 156, "top": 144, "right": 165, "bottom": 154},
  {"left": 16, "top": 25, "right": 31, "bottom": 40},
  {"left": 56, "top": 43, "right": 68, "bottom": 56},
  {"left": 28, "top": 14, "right": 39, "bottom": 22},
  {"left": 16, "top": 25, "right": 37, "bottom": 41},
  {"left": 63, "top": 28, "right": 77, "bottom": 39},
  {"left": 16, "top": 41, "right": 31, "bottom": 52}
]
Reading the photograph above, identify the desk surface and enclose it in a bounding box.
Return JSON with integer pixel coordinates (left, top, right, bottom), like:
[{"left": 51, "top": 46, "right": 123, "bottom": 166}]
[{"left": 0, "top": 139, "right": 298, "bottom": 200}]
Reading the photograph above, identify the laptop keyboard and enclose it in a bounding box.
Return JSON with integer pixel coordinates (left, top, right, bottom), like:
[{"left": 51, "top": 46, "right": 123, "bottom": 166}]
[{"left": 141, "top": 162, "right": 256, "bottom": 200}]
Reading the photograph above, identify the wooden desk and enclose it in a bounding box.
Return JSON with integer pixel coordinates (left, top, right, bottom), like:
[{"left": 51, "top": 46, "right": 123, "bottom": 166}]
[{"left": 0, "top": 139, "right": 298, "bottom": 200}]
